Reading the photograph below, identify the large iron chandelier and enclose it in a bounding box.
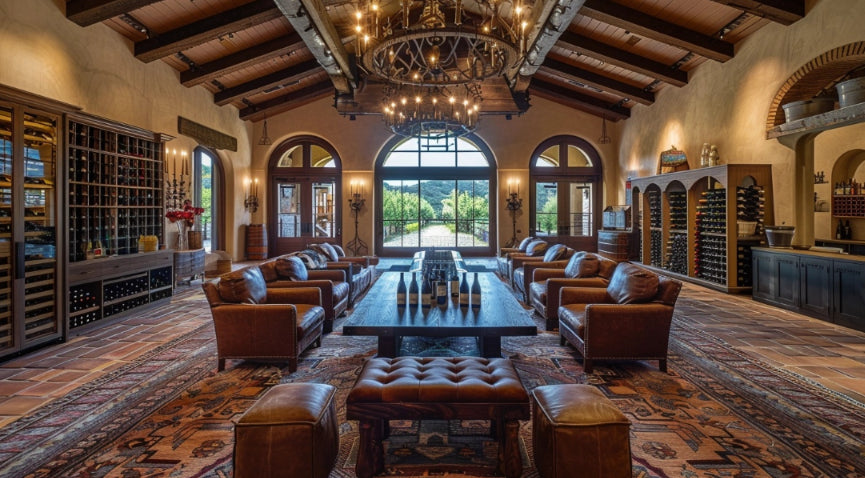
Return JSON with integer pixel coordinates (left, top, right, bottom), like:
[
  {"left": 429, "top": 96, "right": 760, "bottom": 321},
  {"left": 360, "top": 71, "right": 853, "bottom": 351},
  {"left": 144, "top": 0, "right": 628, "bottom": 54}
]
[{"left": 354, "top": 0, "right": 529, "bottom": 138}]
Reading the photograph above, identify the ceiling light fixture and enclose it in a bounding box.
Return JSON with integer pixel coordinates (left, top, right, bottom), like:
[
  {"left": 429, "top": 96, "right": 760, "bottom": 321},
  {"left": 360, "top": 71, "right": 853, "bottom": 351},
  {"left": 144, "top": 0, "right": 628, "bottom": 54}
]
[
  {"left": 354, "top": 0, "right": 529, "bottom": 138},
  {"left": 598, "top": 115, "right": 611, "bottom": 144}
]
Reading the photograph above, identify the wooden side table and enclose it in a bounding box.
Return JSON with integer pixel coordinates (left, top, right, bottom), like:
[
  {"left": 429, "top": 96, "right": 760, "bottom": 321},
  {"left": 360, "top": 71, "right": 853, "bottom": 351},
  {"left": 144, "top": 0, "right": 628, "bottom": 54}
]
[{"left": 174, "top": 248, "right": 205, "bottom": 286}]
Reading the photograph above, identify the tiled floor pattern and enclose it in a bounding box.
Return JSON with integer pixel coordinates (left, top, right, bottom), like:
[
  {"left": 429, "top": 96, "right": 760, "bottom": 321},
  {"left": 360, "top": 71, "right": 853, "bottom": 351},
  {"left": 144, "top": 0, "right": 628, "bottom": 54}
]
[{"left": 0, "top": 259, "right": 863, "bottom": 429}]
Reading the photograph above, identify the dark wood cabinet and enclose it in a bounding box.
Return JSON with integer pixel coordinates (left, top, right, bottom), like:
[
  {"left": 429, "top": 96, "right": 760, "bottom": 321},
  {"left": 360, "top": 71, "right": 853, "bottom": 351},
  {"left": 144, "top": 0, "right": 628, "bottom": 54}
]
[{"left": 752, "top": 248, "right": 865, "bottom": 332}]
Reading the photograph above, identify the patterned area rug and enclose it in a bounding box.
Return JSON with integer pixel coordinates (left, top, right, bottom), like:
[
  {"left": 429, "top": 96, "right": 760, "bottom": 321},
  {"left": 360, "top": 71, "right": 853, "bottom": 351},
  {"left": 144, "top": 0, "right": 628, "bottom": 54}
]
[{"left": 1, "top": 291, "right": 864, "bottom": 477}]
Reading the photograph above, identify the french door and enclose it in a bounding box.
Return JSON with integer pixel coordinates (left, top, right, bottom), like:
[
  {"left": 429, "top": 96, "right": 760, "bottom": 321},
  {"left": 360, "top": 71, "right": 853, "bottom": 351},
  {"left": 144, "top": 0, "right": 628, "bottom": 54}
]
[{"left": 273, "top": 178, "right": 337, "bottom": 254}]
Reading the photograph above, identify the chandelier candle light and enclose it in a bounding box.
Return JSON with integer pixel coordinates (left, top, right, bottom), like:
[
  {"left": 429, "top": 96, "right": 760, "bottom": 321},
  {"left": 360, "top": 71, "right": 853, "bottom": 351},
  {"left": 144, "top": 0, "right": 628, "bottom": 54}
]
[
  {"left": 354, "top": 0, "right": 529, "bottom": 138},
  {"left": 244, "top": 178, "right": 260, "bottom": 213}
]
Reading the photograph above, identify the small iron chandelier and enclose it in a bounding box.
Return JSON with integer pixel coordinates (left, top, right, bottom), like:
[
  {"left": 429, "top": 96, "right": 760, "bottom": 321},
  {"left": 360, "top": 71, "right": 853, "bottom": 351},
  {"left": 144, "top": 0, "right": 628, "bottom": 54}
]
[
  {"left": 598, "top": 115, "right": 611, "bottom": 144},
  {"left": 354, "top": 0, "right": 528, "bottom": 137},
  {"left": 258, "top": 117, "right": 272, "bottom": 146}
]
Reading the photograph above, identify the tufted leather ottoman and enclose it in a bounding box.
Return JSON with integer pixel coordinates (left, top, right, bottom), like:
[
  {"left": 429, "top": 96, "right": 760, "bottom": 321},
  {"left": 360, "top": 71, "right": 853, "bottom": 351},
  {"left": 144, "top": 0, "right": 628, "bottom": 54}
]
[
  {"left": 346, "top": 356, "right": 530, "bottom": 478},
  {"left": 234, "top": 383, "right": 338, "bottom": 478},
  {"left": 532, "top": 384, "right": 632, "bottom": 478}
]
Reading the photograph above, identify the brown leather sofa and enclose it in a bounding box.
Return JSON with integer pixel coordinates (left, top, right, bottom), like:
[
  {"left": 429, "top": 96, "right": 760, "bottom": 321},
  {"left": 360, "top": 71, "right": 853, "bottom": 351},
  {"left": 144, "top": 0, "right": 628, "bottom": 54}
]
[
  {"left": 498, "top": 238, "right": 548, "bottom": 285},
  {"left": 308, "top": 242, "right": 376, "bottom": 305},
  {"left": 202, "top": 266, "right": 325, "bottom": 372},
  {"left": 557, "top": 262, "right": 682, "bottom": 373},
  {"left": 511, "top": 243, "right": 574, "bottom": 301},
  {"left": 528, "top": 252, "right": 618, "bottom": 330},
  {"left": 258, "top": 255, "right": 350, "bottom": 333}
]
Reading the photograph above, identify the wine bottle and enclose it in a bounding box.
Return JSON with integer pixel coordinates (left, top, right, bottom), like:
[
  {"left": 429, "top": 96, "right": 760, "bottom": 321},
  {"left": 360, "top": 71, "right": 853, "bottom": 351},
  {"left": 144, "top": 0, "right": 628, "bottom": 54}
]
[
  {"left": 449, "top": 267, "right": 460, "bottom": 300},
  {"left": 459, "top": 272, "right": 470, "bottom": 307},
  {"left": 396, "top": 272, "right": 407, "bottom": 306},
  {"left": 837, "top": 221, "right": 844, "bottom": 240},
  {"left": 421, "top": 274, "right": 432, "bottom": 308},
  {"left": 436, "top": 270, "right": 447, "bottom": 306},
  {"left": 470, "top": 272, "right": 481, "bottom": 308},
  {"left": 408, "top": 272, "right": 419, "bottom": 306}
]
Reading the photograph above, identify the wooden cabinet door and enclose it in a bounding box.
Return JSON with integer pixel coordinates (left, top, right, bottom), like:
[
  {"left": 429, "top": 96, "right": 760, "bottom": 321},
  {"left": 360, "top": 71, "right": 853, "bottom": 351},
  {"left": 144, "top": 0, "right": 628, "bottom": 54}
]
[
  {"left": 751, "top": 251, "right": 774, "bottom": 301},
  {"left": 799, "top": 256, "right": 832, "bottom": 319},
  {"left": 773, "top": 254, "right": 800, "bottom": 307},
  {"left": 833, "top": 260, "right": 865, "bottom": 332}
]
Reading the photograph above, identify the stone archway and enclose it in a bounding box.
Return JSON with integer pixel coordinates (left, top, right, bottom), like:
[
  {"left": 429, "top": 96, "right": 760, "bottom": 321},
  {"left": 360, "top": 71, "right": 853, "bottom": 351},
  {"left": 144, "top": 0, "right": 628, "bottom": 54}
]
[{"left": 766, "top": 41, "right": 865, "bottom": 130}]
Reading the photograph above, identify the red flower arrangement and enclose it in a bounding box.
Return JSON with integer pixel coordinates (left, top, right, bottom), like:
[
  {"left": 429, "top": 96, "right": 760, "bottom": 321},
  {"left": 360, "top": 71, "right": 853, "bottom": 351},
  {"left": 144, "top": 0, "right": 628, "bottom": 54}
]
[{"left": 166, "top": 199, "right": 205, "bottom": 226}]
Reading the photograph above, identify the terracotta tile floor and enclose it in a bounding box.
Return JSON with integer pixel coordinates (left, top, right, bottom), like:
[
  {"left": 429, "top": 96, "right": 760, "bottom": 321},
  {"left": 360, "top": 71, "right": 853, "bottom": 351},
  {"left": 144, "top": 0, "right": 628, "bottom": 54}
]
[{"left": 0, "top": 260, "right": 864, "bottom": 429}]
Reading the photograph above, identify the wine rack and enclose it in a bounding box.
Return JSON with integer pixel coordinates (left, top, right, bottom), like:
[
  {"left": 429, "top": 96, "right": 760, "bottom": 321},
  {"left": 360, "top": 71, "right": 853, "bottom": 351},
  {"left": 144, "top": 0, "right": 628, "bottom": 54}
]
[
  {"left": 67, "top": 250, "right": 174, "bottom": 329},
  {"left": 832, "top": 195, "right": 865, "bottom": 217},
  {"left": 630, "top": 164, "right": 774, "bottom": 292},
  {"left": 67, "top": 114, "right": 167, "bottom": 262}
]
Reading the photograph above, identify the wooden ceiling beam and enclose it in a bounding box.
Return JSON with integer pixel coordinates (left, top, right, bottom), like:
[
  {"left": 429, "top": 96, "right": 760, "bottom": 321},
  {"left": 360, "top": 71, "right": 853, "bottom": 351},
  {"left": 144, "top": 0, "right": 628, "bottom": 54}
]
[
  {"left": 580, "top": 0, "right": 734, "bottom": 62},
  {"left": 542, "top": 57, "right": 654, "bottom": 105},
  {"left": 66, "top": 0, "right": 161, "bottom": 27},
  {"left": 530, "top": 78, "right": 630, "bottom": 121},
  {"left": 707, "top": 0, "right": 804, "bottom": 26},
  {"left": 274, "top": 0, "right": 355, "bottom": 95},
  {"left": 558, "top": 31, "right": 688, "bottom": 87},
  {"left": 509, "top": 0, "right": 586, "bottom": 92},
  {"left": 181, "top": 33, "right": 305, "bottom": 88},
  {"left": 214, "top": 58, "right": 322, "bottom": 106},
  {"left": 239, "top": 81, "right": 334, "bottom": 121},
  {"left": 134, "top": 0, "right": 283, "bottom": 63}
]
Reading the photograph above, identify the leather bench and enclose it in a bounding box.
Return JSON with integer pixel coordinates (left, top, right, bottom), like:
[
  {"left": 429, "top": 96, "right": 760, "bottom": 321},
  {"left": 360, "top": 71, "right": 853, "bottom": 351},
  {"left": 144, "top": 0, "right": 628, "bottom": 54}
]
[
  {"left": 532, "top": 384, "right": 632, "bottom": 478},
  {"left": 234, "top": 383, "right": 339, "bottom": 478},
  {"left": 346, "top": 356, "right": 530, "bottom": 478}
]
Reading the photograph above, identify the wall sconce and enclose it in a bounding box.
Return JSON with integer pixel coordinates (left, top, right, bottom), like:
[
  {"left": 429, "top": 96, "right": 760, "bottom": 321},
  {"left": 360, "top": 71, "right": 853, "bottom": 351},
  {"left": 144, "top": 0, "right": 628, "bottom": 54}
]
[
  {"left": 505, "top": 179, "right": 523, "bottom": 247},
  {"left": 346, "top": 179, "right": 368, "bottom": 256},
  {"left": 244, "top": 178, "right": 259, "bottom": 213}
]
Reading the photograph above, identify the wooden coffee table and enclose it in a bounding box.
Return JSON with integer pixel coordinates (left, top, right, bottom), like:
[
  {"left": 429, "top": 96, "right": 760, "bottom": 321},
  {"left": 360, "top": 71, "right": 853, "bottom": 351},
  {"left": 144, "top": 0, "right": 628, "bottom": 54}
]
[{"left": 342, "top": 272, "right": 537, "bottom": 357}]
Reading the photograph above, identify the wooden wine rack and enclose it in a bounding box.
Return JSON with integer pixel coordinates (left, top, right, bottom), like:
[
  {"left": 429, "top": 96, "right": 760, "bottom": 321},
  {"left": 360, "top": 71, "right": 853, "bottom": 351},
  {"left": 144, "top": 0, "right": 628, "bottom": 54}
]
[{"left": 630, "top": 164, "right": 774, "bottom": 293}]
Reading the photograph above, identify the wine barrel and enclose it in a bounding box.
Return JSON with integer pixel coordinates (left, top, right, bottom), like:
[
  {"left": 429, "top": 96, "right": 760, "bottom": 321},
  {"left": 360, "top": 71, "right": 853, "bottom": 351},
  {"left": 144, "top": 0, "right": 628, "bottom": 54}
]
[
  {"left": 187, "top": 230, "right": 203, "bottom": 250},
  {"left": 246, "top": 224, "right": 268, "bottom": 260}
]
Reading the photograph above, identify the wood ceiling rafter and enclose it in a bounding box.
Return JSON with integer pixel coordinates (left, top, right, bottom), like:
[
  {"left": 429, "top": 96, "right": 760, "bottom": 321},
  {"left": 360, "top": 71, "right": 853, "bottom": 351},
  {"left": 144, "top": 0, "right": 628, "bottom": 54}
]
[
  {"left": 66, "top": 0, "right": 162, "bottom": 27},
  {"left": 239, "top": 80, "right": 334, "bottom": 121},
  {"left": 214, "top": 58, "right": 323, "bottom": 106},
  {"left": 541, "top": 57, "right": 654, "bottom": 106},
  {"left": 706, "top": 0, "right": 804, "bottom": 26},
  {"left": 134, "top": 0, "right": 284, "bottom": 63},
  {"left": 579, "top": 0, "right": 734, "bottom": 62},
  {"left": 509, "top": 0, "right": 586, "bottom": 93},
  {"left": 557, "top": 31, "right": 688, "bottom": 88},
  {"left": 180, "top": 32, "right": 306, "bottom": 87},
  {"left": 274, "top": 0, "right": 355, "bottom": 95},
  {"left": 530, "top": 78, "right": 630, "bottom": 121}
]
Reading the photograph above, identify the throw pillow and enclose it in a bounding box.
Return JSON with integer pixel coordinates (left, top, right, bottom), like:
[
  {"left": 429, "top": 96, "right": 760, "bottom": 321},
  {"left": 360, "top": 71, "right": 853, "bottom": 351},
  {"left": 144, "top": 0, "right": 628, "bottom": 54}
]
[
  {"left": 564, "top": 252, "right": 601, "bottom": 278},
  {"left": 542, "top": 244, "right": 568, "bottom": 262},
  {"left": 216, "top": 267, "right": 266, "bottom": 304},
  {"left": 607, "top": 262, "right": 659, "bottom": 304},
  {"left": 518, "top": 236, "right": 535, "bottom": 251},
  {"left": 525, "top": 239, "right": 548, "bottom": 256},
  {"left": 332, "top": 244, "right": 346, "bottom": 257},
  {"left": 275, "top": 255, "right": 309, "bottom": 281},
  {"left": 314, "top": 243, "right": 339, "bottom": 262}
]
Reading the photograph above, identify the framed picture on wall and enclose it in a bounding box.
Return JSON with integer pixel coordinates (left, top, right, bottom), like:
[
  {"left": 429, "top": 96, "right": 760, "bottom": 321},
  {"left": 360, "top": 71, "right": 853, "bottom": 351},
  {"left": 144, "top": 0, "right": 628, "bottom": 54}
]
[{"left": 658, "top": 146, "right": 689, "bottom": 174}]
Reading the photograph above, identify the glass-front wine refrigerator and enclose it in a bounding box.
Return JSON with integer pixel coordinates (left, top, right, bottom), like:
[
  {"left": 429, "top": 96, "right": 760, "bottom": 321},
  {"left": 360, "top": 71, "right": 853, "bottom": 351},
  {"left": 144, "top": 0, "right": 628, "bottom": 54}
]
[{"left": 0, "top": 101, "right": 62, "bottom": 357}]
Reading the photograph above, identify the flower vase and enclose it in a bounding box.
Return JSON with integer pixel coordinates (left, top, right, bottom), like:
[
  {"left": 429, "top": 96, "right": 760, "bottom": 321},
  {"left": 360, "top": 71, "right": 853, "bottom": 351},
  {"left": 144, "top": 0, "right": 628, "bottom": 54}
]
[{"left": 175, "top": 221, "right": 189, "bottom": 250}]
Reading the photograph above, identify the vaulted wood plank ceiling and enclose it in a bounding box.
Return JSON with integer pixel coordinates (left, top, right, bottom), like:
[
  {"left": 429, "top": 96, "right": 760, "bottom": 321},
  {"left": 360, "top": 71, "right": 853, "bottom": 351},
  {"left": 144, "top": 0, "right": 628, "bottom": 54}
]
[{"left": 64, "top": 0, "right": 806, "bottom": 123}]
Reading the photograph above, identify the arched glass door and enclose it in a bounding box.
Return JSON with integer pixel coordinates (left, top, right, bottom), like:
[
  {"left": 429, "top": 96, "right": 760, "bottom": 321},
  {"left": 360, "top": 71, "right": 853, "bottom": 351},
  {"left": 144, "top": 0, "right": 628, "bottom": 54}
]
[
  {"left": 268, "top": 136, "right": 341, "bottom": 255},
  {"left": 530, "top": 136, "right": 603, "bottom": 252}
]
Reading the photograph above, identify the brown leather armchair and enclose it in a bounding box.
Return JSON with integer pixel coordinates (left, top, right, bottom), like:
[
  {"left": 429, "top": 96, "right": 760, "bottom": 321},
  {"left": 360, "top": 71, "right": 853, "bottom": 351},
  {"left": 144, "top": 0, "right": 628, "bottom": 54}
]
[
  {"left": 511, "top": 244, "right": 574, "bottom": 301},
  {"left": 202, "top": 266, "right": 325, "bottom": 373},
  {"left": 258, "top": 255, "right": 350, "bottom": 333},
  {"left": 557, "top": 262, "right": 682, "bottom": 373},
  {"left": 499, "top": 238, "right": 548, "bottom": 285},
  {"left": 308, "top": 242, "right": 376, "bottom": 305},
  {"left": 496, "top": 236, "right": 537, "bottom": 277},
  {"left": 528, "top": 252, "right": 618, "bottom": 330}
]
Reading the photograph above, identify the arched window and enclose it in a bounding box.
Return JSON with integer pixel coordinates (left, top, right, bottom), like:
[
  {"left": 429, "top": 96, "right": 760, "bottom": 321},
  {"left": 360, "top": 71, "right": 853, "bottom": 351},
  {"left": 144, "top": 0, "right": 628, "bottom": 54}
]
[
  {"left": 268, "top": 136, "right": 342, "bottom": 256},
  {"left": 192, "top": 146, "right": 224, "bottom": 252},
  {"left": 529, "top": 136, "right": 603, "bottom": 252},
  {"left": 376, "top": 134, "right": 495, "bottom": 256}
]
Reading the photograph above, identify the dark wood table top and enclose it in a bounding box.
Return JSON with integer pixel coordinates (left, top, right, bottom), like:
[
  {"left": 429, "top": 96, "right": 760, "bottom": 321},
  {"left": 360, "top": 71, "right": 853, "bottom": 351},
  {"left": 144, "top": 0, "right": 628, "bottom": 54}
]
[{"left": 343, "top": 272, "right": 537, "bottom": 338}]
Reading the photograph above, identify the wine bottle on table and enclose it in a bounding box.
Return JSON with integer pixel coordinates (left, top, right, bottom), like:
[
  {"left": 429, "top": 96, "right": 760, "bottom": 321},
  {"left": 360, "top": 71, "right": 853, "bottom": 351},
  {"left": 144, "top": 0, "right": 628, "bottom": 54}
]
[
  {"left": 436, "top": 269, "right": 447, "bottom": 306},
  {"left": 459, "top": 272, "right": 470, "bottom": 307},
  {"left": 396, "top": 272, "right": 407, "bottom": 306},
  {"left": 421, "top": 274, "right": 432, "bottom": 308},
  {"left": 408, "top": 272, "right": 419, "bottom": 306},
  {"left": 449, "top": 267, "right": 460, "bottom": 301},
  {"left": 470, "top": 272, "right": 481, "bottom": 308}
]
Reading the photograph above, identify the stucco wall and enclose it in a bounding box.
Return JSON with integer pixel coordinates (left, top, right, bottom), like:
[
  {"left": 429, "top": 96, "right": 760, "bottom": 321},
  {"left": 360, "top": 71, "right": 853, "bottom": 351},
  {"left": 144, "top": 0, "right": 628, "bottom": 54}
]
[
  {"left": 0, "top": 0, "right": 253, "bottom": 260},
  {"left": 618, "top": 0, "right": 865, "bottom": 235}
]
